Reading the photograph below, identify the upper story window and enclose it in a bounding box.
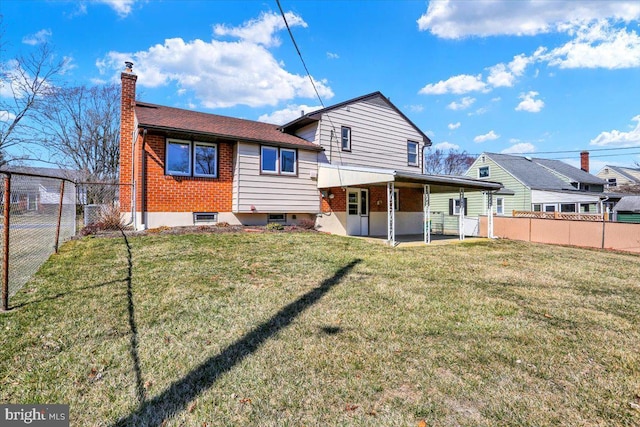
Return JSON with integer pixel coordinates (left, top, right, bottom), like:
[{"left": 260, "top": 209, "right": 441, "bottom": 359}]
[
  {"left": 479, "top": 166, "right": 490, "bottom": 178},
  {"left": 341, "top": 127, "right": 351, "bottom": 151},
  {"left": 166, "top": 139, "right": 218, "bottom": 178},
  {"left": 608, "top": 178, "right": 617, "bottom": 187},
  {"left": 407, "top": 141, "right": 419, "bottom": 166},
  {"left": 261, "top": 146, "right": 298, "bottom": 176}
]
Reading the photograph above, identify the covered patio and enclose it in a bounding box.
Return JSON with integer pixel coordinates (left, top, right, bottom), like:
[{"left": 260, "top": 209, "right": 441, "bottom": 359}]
[{"left": 317, "top": 163, "right": 503, "bottom": 246}]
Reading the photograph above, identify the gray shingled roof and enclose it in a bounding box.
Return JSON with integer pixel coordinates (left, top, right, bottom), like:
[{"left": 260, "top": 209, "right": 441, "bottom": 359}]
[
  {"left": 534, "top": 158, "right": 606, "bottom": 185},
  {"left": 613, "top": 196, "right": 640, "bottom": 212},
  {"left": 484, "top": 153, "right": 577, "bottom": 191}
]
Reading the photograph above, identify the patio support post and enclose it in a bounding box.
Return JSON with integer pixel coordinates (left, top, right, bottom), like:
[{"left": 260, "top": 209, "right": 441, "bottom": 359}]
[
  {"left": 387, "top": 182, "right": 396, "bottom": 246},
  {"left": 459, "top": 188, "right": 465, "bottom": 241},
  {"left": 423, "top": 184, "right": 431, "bottom": 244},
  {"left": 487, "top": 191, "right": 494, "bottom": 239}
]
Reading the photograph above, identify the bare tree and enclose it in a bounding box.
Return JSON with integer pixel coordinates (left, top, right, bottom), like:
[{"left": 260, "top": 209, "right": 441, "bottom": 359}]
[
  {"left": 35, "top": 84, "right": 120, "bottom": 182},
  {"left": 424, "top": 148, "right": 475, "bottom": 175},
  {"left": 0, "top": 42, "right": 68, "bottom": 166}
]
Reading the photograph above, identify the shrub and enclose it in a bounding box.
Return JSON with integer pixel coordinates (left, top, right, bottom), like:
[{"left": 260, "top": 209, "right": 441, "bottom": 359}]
[
  {"left": 216, "top": 221, "right": 230, "bottom": 228},
  {"left": 296, "top": 218, "right": 316, "bottom": 230},
  {"left": 265, "top": 222, "right": 284, "bottom": 231},
  {"left": 80, "top": 204, "right": 125, "bottom": 236}
]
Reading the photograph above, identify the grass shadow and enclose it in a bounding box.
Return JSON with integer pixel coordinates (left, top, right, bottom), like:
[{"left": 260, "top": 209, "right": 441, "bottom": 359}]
[{"left": 112, "top": 258, "right": 361, "bottom": 426}]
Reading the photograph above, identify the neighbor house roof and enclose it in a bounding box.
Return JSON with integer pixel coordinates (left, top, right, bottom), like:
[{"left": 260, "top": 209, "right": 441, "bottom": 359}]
[
  {"left": 613, "top": 196, "right": 640, "bottom": 212},
  {"left": 534, "top": 158, "right": 606, "bottom": 185},
  {"left": 484, "top": 153, "right": 577, "bottom": 191},
  {"left": 135, "top": 102, "right": 322, "bottom": 151},
  {"left": 278, "top": 91, "right": 432, "bottom": 145}
]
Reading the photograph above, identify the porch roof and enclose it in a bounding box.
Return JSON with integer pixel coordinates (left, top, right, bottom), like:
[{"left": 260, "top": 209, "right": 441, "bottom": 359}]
[{"left": 317, "top": 163, "right": 502, "bottom": 192}]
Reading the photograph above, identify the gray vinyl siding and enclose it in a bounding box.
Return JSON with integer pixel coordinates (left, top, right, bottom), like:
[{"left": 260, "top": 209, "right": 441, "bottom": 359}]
[
  {"left": 295, "top": 122, "right": 319, "bottom": 144},
  {"left": 233, "top": 142, "right": 320, "bottom": 213},
  {"left": 314, "top": 98, "right": 425, "bottom": 172}
]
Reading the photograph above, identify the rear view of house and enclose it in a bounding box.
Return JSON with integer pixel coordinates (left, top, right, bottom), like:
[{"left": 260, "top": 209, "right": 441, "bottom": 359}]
[{"left": 119, "top": 63, "right": 501, "bottom": 242}]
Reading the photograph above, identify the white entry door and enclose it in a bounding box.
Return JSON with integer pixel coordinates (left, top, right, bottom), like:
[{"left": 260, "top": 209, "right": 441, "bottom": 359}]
[{"left": 346, "top": 188, "right": 369, "bottom": 236}]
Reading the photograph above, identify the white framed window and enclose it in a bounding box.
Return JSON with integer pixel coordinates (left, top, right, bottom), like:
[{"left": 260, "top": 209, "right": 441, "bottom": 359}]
[
  {"left": 268, "top": 213, "right": 286, "bottom": 223},
  {"left": 280, "top": 148, "right": 297, "bottom": 175},
  {"left": 27, "top": 194, "right": 37, "bottom": 211},
  {"left": 449, "top": 198, "right": 467, "bottom": 215},
  {"left": 194, "top": 142, "right": 218, "bottom": 177},
  {"left": 479, "top": 166, "right": 490, "bottom": 178},
  {"left": 261, "top": 146, "right": 298, "bottom": 175},
  {"left": 533, "top": 204, "right": 542, "bottom": 212},
  {"left": 166, "top": 139, "right": 192, "bottom": 176},
  {"left": 608, "top": 178, "right": 617, "bottom": 187},
  {"left": 407, "top": 141, "right": 419, "bottom": 166},
  {"left": 560, "top": 203, "right": 576, "bottom": 213},
  {"left": 10, "top": 193, "right": 19, "bottom": 204},
  {"left": 544, "top": 204, "right": 557, "bottom": 212},
  {"left": 496, "top": 197, "right": 504, "bottom": 215},
  {"left": 341, "top": 127, "right": 351, "bottom": 151},
  {"left": 193, "top": 212, "right": 218, "bottom": 223}
]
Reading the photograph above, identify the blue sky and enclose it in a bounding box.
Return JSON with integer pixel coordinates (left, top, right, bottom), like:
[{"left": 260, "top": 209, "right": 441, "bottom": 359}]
[{"left": 2, "top": 0, "right": 640, "bottom": 172}]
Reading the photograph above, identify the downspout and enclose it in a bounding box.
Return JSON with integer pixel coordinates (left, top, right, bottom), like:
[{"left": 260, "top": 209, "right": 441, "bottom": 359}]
[
  {"left": 140, "top": 128, "right": 148, "bottom": 229},
  {"left": 129, "top": 129, "right": 137, "bottom": 228},
  {"left": 600, "top": 195, "right": 609, "bottom": 249}
]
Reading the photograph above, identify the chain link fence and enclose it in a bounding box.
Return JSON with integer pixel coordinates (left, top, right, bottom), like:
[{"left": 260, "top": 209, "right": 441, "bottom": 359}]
[{"left": 1, "top": 172, "right": 127, "bottom": 310}]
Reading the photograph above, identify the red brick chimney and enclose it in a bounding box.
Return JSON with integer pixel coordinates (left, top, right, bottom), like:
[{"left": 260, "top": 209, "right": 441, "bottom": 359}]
[
  {"left": 580, "top": 151, "right": 589, "bottom": 173},
  {"left": 120, "top": 62, "right": 137, "bottom": 212}
]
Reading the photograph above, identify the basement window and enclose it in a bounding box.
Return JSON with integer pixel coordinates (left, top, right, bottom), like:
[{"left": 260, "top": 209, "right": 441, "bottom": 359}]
[
  {"left": 193, "top": 212, "right": 218, "bottom": 223},
  {"left": 268, "top": 213, "right": 286, "bottom": 223}
]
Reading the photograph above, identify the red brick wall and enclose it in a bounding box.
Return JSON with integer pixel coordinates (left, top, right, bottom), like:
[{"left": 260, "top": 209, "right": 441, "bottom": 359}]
[
  {"left": 321, "top": 187, "right": 346, "bottom": 213},
  {"left": 321, "top": 186, "right": 424, "bottom": 214},
  {"left": 141, "top": 134, "right": 233, "bottom": 212}
]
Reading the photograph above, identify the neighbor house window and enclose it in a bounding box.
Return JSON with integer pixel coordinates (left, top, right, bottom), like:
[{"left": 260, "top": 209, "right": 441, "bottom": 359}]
[
  {"left": 166, "top": 139, "right": 218, "bottom": 178},
  {"left": 261, "top": 146, "right": 297, "bottom": 176},
  {"left": 479, "top": 166, "right": 490, "bottom": 178},
  {"left": 407, "top": 141, "right": 419, "bottom": 166},
  {"left": 194, "top": 143, "right": 218, "bottom": 177},
  {"left": 496, "top": 197, "right": 504, "bottom": 215},
  {"left": 544, "top": 204, "right": 556, "bottom": 212},
  {"left": 449, "top": 198, "right": 467, "bottom": 215},
  {"left": 608, "top": 178, "right": 617, "bottom": 187},
  {"left": 341, "top": 127, "right": 351, "bottom": 151},
  {"left": 561, "top": 203, "right": 576, "bottom": 213},
  {"left": 27, "top": 194, "right": 37, "bottom": 211},
  {"left": 166, "top": 140, "right": 191, "bottom": 176},
  {"left": 533, "top": 204, "right": 542, "bottom": 212}
]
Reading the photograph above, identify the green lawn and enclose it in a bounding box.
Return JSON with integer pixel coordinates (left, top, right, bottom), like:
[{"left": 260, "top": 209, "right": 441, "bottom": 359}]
[{"left": 1, "top": 231, "right": 639, "bottom": 426}]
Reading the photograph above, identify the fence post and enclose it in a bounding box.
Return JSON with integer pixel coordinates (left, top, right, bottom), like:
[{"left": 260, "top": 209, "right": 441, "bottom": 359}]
[
  {"left": 54, "top": 180, "right": 66, "bottom": 254},
  {"left": 2, "top": 174, "right": 11, "bottom": 311}
]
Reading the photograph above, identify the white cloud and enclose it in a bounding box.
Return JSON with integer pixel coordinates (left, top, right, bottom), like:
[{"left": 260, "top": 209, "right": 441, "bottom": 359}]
[
  {"left": 22, "top": 29, "right": 52, "bottom": 45},
  {"left": 326, "top": 52, "right": 339, "bottom": 60},
  {"left": 214, "top": 11, "right": 306, "bottom": 47},
  {"left": 474, "top": 130, "right": 500, "bottom": 143},
  {"left": 487, "top": 54, "right": 533, "bottom": 88},
  {"left": 419, "top": 74, "right": 486, "bottom": 95},
  {"left": 447, "top": 96, "right": 475, "bottom": 110},
  {"left": 96, "top": 0, "right": 137, "bottom": 17},
  {"left": 417, "top": 0, "right": 640, "bottom": 39},
  {"left": 515, "top": 91, "right": 544, "bottom": 113},
  {"left": 0, "top": 111, "right": 17, "bottom": 122},
  {"left": 501, "top": 142, "right": 536, "bottom": 154},
  {"left": 434, "top": 141, "right": 460, "bottom": 150},
  {"left": 408, "top": 104, "right": 424, "bottom": 113},
  {"left": 97, "top": 12, "right": 333, "bottom": 108},
  {"left": 448, "top": 122, "right": 461, "bottom": 130},
  {"left": 258, "top": 104, "right": 322, "bottom": 125},
  {"left": 539, "top": 21, "right": 640, "bottom": 69},
  {"left": 590, "top": 115, "right": 640, "bottom": 147}
]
